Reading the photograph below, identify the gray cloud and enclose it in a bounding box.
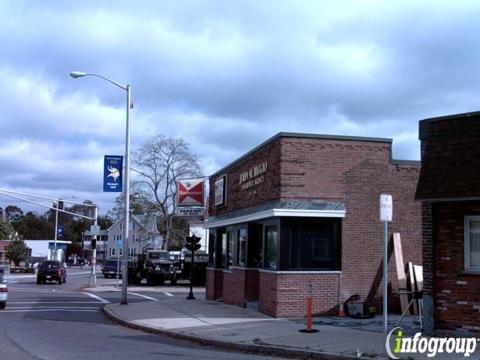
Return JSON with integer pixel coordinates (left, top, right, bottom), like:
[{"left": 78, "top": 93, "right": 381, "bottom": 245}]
[{"left": 1, "top": 1, "right": 479, "bottom": 213}]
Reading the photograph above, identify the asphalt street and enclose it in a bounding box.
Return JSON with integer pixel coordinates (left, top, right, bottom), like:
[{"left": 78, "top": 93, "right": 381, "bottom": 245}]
[{"left": 0, "top": 268, "right": 279, "bottom": 360}]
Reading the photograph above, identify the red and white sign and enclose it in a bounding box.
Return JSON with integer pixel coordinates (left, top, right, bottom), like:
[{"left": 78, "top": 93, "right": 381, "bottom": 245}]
[{"left": 177, "top": 179, "right": 204, "bottom": 206}]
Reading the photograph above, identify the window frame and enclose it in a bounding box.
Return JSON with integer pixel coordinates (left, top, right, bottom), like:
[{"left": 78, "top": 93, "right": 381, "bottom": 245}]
[
  {"left": 464, "top": 216, "right": 480, "bottom": 271},
  {"left": 263, "top": 223, "right": 279, "bottom": 270}
]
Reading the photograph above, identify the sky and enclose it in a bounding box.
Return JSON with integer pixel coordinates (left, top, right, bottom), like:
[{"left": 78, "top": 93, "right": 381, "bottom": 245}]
[{"left": 1, "top": 0, "right": 480, "bottom": 215}]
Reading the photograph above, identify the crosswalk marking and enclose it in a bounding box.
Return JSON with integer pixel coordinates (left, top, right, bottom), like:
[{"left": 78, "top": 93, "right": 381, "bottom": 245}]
[
  {"left": 82, "top": 292, "right": 110, "bottom": 303},
  {"left": 128, "top": 292, "right": 159, "bottom": 301}
]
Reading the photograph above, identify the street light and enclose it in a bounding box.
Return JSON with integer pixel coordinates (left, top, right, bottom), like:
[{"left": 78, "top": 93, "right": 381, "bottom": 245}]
[{"left": 70, "top": 71, "right": 132, "bottom": 305}]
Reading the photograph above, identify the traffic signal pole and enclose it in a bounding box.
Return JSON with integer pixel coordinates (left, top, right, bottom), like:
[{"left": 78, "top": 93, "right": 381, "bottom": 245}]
[{"left": 185, "top": 235, "right": 201, "bottom": 300}]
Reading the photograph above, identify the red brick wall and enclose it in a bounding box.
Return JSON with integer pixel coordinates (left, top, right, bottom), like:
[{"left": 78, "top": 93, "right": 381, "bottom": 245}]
[
  {"left": 221, "top": 268, "right": 259, "bottom": 306},
  {"left": 245, "top": 269, "right": 259, "bottom": 301},
  {"left": 208, "top": 134, "right": 421, "bottom": 316},
  {"left": 222, "top": 269, "right": 246, "bottom": 307},
  {"left": 259, "top": 271, "right": 341, "bottom": 317},
  {"left": 206, "top": 268, "right": 223, "bottom": 300},
  {"left": 209, "top": 141, "right": 282, "bottom": 216},
  {"left": 432, "top": 201, "right": 480, "bottom": 333},
  {"left": 277, "top": 137, "right": 422, "bottom": 308},
  {"left": 417, "top": 114, "right": 480, "bottom": 200}
]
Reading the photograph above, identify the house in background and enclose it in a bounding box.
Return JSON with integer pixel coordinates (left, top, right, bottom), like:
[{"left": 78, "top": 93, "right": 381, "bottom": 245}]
[
  {"left": 105, "top": 214, "right": 163, "bottom": 259},
  {"left": 82, "top": 229, "right": 109, "bottom": 262},
  {"left": 416, "top": 111, "right": 480, "bottom": 335}
]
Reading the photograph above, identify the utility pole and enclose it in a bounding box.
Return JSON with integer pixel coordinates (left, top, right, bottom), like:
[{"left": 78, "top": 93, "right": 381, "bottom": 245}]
[{"left": 89, "top": 206, "right": 98, "bottom": 287}]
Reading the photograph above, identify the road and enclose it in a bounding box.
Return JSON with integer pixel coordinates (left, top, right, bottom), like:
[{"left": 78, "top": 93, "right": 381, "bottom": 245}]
[{"left": 0, "top": 268, "right": 279, "bottom": 360}]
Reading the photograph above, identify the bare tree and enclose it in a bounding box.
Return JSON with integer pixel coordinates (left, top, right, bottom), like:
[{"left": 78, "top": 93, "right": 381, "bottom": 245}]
[{"left": 132, "top": 135, "right": 202, "bottom": 250}]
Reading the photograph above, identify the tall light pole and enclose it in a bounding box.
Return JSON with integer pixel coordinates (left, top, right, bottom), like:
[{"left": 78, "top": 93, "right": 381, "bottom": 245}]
[{"left": 70, "top": 71, "right": 132, "bottom": 305}]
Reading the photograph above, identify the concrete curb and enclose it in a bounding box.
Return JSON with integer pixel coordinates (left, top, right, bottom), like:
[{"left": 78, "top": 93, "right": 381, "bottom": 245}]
[{"left": 102, "top": 305, "right": 370, "bottom": 360}]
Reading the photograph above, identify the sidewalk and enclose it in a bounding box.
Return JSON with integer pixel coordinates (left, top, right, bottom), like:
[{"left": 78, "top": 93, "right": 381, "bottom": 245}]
[
  {"left": 103, "top": 294, "right": 475, "bottom": 360},
  {"left": 103, "top": 294, "right": 389, "bottom": 359}
]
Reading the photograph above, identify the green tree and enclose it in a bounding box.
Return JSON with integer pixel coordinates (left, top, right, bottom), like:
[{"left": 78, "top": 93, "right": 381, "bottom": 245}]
[
  {"left": 0, "top": 219, "right": 14, "bottom": 239},
  {"left": 6, "top": 239, "right": 29, "bottom": 266}
]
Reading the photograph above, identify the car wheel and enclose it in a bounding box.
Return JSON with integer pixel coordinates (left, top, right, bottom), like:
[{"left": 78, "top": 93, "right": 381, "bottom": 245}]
[
  {"left": 36, "top": 278, "right": 41, "bottom": 285},
  {"left": 0, "top": 302, "right": 5, "bottom": 309},
  {"left": 57, "top": 278, "right": 63, "bottom": 285}
]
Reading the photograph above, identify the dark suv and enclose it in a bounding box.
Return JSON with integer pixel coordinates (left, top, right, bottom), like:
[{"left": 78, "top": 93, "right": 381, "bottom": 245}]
[
  {"left": 102, "top": 259, "right": 121, "bottom": 278},
  {"left": 37, "top": 261, "right": 67, "bottom": 285}
]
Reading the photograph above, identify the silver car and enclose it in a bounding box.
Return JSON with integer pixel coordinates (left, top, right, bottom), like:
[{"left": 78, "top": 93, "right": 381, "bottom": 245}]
[{"left": 0, "top": 274, "right": 7, "bottom": 309}]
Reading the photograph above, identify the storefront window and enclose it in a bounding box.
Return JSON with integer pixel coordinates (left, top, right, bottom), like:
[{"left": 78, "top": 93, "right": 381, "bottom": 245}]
[
  {"left": 264, "top": 225, "right": 278, "bottom": 269},
  {"left": 236, "top": 228, "right": 247, "bottom": 266},
  {"left": 208, "top": 232, "right": 216, "bottom": 267},
  {"left": 221, "top": 232, "right": 227, "bottom": 268},
  {"left": 227, "top": 230, "right": 234, "bottom": 269},
  {"left": 465, "top": 216, "right": 480, "bottom": 270},
  {"left": 287, "top": 218, "right": 340, "bottom": 270}
]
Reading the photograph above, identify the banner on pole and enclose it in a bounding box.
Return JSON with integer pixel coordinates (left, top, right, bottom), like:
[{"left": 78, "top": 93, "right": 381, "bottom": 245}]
[
  {"left": 57, "top": 225, "right": 64, "bottom": 238},
  {"left": 103, "top": 155, "right": 123, "bottom": 192}
]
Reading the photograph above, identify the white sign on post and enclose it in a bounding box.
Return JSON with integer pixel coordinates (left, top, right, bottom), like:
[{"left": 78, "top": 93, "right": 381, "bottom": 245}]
[
  {"left": 380, "top": 194, "right": 393, "bottom": 222},
  {"left": 90, "top": 225, "right": 100, "bottom": 235}
]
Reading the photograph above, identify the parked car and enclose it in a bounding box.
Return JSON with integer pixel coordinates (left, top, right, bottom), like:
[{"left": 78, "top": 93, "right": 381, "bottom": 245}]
[
  {"left": 36, "top": 261, "right": 67, "bottom": 285},
  {"left": 0, "top": 274, "right": 7, "bottom": 309},
  {"left": 102, "top": 259, "right": 121, "bottom": 278}
]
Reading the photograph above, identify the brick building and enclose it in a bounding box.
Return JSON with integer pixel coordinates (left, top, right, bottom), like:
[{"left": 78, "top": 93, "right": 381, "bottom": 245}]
[
  {"left": 206, "top": 132, "right": 422, "bottom": 317},
  {"left": 416, "top": 112, "right": 480, "bottom": 334}
]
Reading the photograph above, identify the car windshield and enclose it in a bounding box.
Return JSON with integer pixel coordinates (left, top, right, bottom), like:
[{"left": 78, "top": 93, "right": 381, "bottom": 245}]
[
  {"left": 105, "top": 260, "right": 117, "bottom": 266},
  {"left": 0, "top": 274, "right": 4, "bottom": 283},
  {"left": 41, "top": 262, "right": 60, "bottom": 269}
]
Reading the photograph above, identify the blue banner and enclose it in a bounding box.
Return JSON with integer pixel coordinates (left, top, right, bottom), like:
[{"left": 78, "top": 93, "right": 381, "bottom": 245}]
[
  {"left": 57, "top": 225, "right": 64, "bottom": 238},
  {"left": 103, "top": 155, "right": 123, "bottom": 192}
]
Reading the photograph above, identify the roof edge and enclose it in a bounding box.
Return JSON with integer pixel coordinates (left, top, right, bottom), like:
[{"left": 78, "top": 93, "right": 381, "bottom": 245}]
[
  {"left": 211, "top": 132, "right": 393, "bottom": 177},
  {"left": 419, "top": 111, "right": 480, "bottom": 140}
]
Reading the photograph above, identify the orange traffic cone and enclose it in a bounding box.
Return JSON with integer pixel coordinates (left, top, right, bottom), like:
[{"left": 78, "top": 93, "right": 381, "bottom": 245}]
[{"left": 338, "top": 302, "right": 346, "bottom": 317}]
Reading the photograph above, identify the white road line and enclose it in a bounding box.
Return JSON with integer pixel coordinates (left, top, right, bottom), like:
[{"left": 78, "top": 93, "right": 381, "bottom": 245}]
[
  {"left": 163, "top": 292, "right": 174, "bottom": 297},
  {"left": 0, "top": 309, "right": 98, "bottom": 313},
  {"left": 8, "top": 301, "right": 101, "bottom": 304},
  {"left": 128, "top": 292, "right": 159, "bottom": 301},
  {"left": 82, "top": 292, "right": 110, "bottom": 304},
  {"left": 9, "top": 289, "right": 75, "bottom": 294},
  {"left": 5, "top": 306, "right": 100, "bottom": 310}
]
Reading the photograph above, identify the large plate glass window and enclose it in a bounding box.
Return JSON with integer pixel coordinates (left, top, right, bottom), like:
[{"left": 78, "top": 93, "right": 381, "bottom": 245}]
[
  {"left": 236, "top": 228, "right": 247, "bottom": 266},
  {"left": 264, "top": 225, "right": 278, "bottom": 270},
  {"left": 227, "top": 230, "right": 235, "bottom": 269},
  {"left": 465, "top": 216, "right": 480, "bottom": 271}
]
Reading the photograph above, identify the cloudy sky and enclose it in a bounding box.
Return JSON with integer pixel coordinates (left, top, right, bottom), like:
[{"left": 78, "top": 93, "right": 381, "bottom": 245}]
[{"left": 1, "top": 0, "right": 479, "bottom": 215}]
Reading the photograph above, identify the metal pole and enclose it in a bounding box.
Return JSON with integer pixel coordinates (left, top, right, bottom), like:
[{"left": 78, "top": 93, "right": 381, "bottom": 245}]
[
  {"left": 121, "top": 84, "right": 131, "bottom": 305},
  {"left": 187, "top": 248, "right": 195, "bottom": 300},
  {"left": 89, "top": 206, "right": 98, "bottom": 287},
  {"left": 383, "top": 221, "right": 388, "bottom": 333},
  {"left": 54, "top": 202, "right": 59, "bottom": 260}
]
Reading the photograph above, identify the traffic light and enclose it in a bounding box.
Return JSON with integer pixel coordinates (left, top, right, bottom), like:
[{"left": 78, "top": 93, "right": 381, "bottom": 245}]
[{"left": 185, "top": 235, "right": 201, "bottom": 252}]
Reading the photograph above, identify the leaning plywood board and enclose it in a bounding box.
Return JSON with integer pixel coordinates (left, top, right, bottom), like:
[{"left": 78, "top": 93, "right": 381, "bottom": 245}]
[
  {"left": 413, "top": 265, "right": 423, "bottom": 292},
  {"left": 393, "top": 233, "right": 409, "bottom": 314},
  {"left": 407, "top": 262, "right": 418, "bottom": 314}
]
